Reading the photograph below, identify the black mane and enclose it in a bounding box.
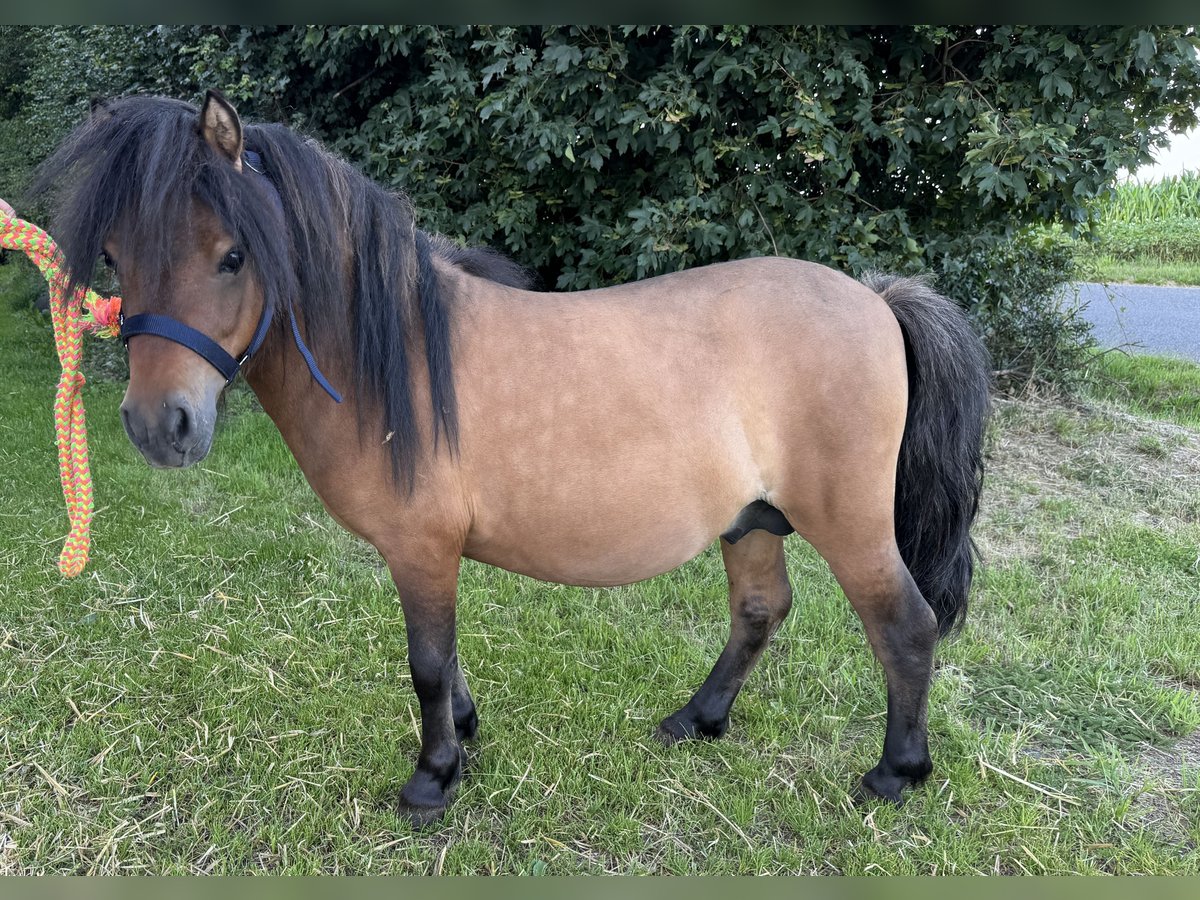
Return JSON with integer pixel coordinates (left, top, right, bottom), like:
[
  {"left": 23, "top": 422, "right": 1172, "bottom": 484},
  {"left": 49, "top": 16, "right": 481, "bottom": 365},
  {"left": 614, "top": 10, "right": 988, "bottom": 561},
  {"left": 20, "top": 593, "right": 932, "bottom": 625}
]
[{"left": 33, "top": 95, "right": 534, "bottom": 486}]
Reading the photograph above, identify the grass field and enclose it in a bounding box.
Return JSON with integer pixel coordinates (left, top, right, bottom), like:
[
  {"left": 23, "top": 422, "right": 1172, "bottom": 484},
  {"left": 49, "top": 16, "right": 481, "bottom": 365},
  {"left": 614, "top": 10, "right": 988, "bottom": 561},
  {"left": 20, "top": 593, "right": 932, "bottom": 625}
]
[
  {"left": 1081, "top": 172, "right": 1200, "bottom": 287},
  {"left": 1087, "top": 352, "right": 1200, "bottom": 429},
  {"left": 1, "top": 268, "right": 1199, "bottom": 874},
  {"left": 1085, "top": 258, "right": 1200, "bottom": 289}
]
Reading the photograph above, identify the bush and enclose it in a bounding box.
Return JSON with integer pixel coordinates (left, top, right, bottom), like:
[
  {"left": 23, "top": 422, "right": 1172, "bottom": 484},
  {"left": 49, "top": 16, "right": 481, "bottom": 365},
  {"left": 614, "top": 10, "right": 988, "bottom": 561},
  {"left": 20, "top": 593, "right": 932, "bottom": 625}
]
[
  {"left": 5, "top": 25, "right": 1200, "bottom": 389},
  {"left": 937, "top": 228, "right": 1093, "bottom": 391},
  {"left": 1096, "top": 218, "right": 1200, "bottom": 263},
  {"left": 0, "top": 26, "right": 144, "bottom": 215},
  {"left": 0, "top": 259, "right": 49, "bottom": 316}
]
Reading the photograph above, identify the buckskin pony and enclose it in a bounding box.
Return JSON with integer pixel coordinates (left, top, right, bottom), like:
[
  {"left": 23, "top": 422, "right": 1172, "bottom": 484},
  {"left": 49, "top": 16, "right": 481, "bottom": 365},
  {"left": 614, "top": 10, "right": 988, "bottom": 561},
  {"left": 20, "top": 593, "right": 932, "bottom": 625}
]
[{"left": 37, "top": 91, "right": 991, "bottom": 824}]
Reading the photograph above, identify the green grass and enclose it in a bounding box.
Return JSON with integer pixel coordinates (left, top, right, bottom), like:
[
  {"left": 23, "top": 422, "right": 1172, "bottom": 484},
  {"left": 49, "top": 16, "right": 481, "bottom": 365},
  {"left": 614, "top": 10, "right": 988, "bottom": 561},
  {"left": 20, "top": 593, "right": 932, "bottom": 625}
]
[
  {"left": 1086, "top": 257, "right": 1200, "bottom": 288},
  {"left": 1087, "top": 352, "right": 1200, "bottom": 429},
  {"left": 2, "top": 268, "right": 1199, "bottom": 873}
]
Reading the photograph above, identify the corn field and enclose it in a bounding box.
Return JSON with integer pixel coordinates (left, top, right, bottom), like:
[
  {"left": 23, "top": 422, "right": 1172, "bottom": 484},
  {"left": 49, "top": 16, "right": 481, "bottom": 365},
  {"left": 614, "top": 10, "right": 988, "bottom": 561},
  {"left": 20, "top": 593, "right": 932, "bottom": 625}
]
[{"left": 1098, "top": 170, "right": 1200, "bottom": 224}]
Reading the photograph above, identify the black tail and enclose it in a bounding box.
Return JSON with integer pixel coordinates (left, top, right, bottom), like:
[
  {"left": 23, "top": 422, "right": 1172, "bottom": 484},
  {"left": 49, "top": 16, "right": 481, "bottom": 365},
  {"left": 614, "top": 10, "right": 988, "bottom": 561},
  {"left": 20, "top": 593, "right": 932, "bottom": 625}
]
[{"left": 862, "top": 274, "right": 992, "bottom": 637}]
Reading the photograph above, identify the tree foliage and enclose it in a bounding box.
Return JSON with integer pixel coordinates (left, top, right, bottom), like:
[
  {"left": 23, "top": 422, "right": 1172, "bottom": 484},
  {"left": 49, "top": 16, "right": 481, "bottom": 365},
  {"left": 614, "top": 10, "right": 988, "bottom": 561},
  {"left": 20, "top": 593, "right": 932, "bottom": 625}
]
[{"left": 4, "top": 25, "right": 1200, "bottom": 383}]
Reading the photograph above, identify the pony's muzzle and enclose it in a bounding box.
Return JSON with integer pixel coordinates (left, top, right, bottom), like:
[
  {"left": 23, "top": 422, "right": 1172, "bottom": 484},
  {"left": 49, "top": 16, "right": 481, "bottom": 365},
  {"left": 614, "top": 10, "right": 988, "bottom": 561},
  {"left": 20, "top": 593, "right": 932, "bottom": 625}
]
[{"left": 119, "top": 390, "right": 214, "bottom": 468}]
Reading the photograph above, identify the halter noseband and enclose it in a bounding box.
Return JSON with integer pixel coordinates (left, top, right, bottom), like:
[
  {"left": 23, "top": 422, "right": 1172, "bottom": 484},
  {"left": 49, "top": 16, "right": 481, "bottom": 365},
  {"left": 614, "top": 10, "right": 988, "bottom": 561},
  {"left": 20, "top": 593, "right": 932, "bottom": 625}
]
[{"left": 118, "top": 149, "right": 342, "bottom": 403}]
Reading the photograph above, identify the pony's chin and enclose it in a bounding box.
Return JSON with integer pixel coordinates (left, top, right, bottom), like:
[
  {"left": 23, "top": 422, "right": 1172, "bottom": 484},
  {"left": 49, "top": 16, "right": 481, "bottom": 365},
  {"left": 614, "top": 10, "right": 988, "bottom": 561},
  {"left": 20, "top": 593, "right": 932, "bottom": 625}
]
[{"left": 138, "top": 436, "right": 212, "bottom": 469}]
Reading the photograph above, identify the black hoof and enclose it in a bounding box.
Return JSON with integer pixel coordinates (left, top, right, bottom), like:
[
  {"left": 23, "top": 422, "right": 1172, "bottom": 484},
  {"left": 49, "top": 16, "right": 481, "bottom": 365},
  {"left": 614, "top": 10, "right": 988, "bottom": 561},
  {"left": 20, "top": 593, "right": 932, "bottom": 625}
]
[
  {"left": 655, "top": 710, "right": 729, "bottom": 745},
  {"left": 655, "top": 720, "right": 688, "bottom": 746},
  {"left": 857, "top": 759, "right": 931, "bottom": 805},
  {"left": 397, "top": 748, "right": 465, "bottom": 827},
  {"left": 397, "top": 798, "right": 449, "bottom": 827}
]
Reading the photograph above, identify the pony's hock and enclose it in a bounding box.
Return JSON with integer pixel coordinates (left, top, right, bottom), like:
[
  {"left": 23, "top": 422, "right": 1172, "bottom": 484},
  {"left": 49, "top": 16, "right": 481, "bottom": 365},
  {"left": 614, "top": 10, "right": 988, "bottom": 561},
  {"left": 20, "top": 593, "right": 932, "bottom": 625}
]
[{"left": 38, "top": 89, "right": 991, "bottom": 824}]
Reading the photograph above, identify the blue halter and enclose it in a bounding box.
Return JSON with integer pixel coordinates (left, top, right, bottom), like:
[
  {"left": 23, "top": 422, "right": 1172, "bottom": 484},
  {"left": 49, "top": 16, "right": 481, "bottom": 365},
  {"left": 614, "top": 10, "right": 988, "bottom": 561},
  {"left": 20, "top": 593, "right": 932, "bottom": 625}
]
[{"left": 118, "top": 149, "right": 342, "bottom": 403}]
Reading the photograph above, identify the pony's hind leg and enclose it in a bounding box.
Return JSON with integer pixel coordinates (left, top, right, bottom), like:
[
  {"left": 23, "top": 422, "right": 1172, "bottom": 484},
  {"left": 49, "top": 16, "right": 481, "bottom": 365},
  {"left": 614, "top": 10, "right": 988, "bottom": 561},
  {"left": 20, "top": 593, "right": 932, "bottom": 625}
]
[
  {"left": 658, "top": 529, "right": 792, "bottom": 743},
  {"left": 818, "top": 537, "right": 938, "bottom": 803}
]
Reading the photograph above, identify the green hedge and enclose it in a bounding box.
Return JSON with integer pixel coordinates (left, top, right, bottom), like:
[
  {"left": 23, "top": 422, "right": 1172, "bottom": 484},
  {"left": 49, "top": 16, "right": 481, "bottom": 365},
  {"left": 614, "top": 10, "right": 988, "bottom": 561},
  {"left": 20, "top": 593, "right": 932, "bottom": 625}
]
[
  {"left": 4, "top": 25, "right": 1200, "bottom": 386},
  {"left": 1096, "top": 218, "right": 1200, "bottom": 263}
]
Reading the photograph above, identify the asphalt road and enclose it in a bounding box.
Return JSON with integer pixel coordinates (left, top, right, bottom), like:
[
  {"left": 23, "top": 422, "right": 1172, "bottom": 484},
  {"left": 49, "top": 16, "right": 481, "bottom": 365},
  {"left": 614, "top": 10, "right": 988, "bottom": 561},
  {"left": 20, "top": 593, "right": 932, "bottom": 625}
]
[{"left": 1074, "top": 282, "right": 1200, "bottom": 362}]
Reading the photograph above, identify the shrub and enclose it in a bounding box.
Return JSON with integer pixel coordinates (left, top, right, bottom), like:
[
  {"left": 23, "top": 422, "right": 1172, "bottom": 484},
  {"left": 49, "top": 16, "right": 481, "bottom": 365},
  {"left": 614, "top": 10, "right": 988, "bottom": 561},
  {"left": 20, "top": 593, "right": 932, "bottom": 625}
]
[
  {"left": 5, "top": 25, "right": 1200, "bottom": 389},
  {"left": 1096, "top": 218, "right": 1200, "bottom": 263},
  {"left": 0, "top": 260, "right": 48, "bottom": 316},
  {"left": 937, "top": 228, "right": 1093, "bottom": 391}
]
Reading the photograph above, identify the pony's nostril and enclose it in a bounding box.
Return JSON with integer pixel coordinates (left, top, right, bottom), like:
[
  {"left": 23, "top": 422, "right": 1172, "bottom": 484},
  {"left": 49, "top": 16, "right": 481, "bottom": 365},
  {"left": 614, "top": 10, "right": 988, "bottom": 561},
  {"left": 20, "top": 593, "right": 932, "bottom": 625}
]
[
  {"left": 165, "top": 402, "right": 191, "bottom": 447},
  {"left": 119, "top": 401, "right": 147, "bottom": 446}
]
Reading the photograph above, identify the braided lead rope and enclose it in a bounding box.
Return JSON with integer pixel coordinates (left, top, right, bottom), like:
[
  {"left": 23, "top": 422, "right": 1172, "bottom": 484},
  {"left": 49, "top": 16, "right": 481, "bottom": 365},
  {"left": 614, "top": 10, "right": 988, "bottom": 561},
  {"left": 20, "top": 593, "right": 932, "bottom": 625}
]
[{"left": 1, "top": 213, "right": 121, "bottom": 576}]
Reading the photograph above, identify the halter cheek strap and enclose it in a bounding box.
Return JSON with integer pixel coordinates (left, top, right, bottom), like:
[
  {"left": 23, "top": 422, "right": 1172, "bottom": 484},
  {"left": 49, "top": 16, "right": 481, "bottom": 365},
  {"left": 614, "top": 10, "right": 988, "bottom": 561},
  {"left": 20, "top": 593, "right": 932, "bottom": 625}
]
[{"left": 118, "top": 149, "right": 342, "bottom": 403}]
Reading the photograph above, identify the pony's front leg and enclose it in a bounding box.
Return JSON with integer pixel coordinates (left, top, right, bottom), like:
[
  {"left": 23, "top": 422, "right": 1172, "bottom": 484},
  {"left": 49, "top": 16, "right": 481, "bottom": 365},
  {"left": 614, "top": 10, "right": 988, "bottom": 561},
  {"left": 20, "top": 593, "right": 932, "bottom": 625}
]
[{"left": 391, "top": 560, "right": 467, "bottom": 826}]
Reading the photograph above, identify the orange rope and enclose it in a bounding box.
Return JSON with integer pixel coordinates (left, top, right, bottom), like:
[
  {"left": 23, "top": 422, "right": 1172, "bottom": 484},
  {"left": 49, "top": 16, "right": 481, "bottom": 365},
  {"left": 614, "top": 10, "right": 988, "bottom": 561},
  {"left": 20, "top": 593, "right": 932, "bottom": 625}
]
[{"left": 1, "top": 212, "right": 121, "bottom": 576}]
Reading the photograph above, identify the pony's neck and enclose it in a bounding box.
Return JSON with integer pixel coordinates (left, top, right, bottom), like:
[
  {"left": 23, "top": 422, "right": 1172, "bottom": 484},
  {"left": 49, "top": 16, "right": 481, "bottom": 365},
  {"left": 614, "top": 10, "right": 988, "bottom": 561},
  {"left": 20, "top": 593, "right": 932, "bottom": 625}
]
[
  {"left": 242, "top": 309, "right": 359, "bottom": 479},
  {"left": 241, "top": 264, "right": 444, "bottom": 494}
]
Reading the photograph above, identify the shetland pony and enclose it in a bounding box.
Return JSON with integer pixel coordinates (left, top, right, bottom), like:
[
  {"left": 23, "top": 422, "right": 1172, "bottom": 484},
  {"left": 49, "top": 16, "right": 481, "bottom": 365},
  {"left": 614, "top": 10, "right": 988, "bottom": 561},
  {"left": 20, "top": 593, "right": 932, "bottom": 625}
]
[{"left": 38, "top": 91, "right": 990, "bottom": 823}]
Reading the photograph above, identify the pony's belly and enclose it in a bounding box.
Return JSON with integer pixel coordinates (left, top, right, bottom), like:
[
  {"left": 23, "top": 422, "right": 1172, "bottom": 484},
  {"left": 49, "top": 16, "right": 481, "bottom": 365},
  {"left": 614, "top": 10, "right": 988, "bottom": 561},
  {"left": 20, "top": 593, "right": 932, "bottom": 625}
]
[
  {"left": 461, "top": 427, "right": 763, "bottom": 586},
  {"left": 463, "top": 510, "right": 722, "bottom": 588}
]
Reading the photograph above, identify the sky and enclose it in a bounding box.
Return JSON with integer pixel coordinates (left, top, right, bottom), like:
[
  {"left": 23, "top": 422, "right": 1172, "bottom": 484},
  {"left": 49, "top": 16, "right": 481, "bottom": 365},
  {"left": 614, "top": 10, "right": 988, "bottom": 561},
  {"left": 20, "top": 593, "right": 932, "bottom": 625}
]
[{"left": 1127, "top": 126, "right": 1200, "bottom": 182}]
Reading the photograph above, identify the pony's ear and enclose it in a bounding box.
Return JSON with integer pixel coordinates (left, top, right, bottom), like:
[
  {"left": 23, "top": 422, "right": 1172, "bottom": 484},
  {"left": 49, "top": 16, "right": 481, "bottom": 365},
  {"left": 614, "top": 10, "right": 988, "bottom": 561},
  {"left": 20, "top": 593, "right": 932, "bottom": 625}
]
[
  {"left": 89, "top": 95, "right": 113, "bottom": 121},
  {"left": 199, "top": 89, "right": 243, "bottom": 172}
]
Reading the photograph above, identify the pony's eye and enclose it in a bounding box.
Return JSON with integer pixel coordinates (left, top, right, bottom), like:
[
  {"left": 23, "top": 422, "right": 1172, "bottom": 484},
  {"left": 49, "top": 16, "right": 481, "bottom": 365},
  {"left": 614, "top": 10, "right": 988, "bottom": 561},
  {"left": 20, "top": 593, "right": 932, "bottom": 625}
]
[
  {"left": 219, "top": 248, "right": 244, "bottom": 275},
  {"left": 100, "top": 250, "right": 115, "bottom": 269}
]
